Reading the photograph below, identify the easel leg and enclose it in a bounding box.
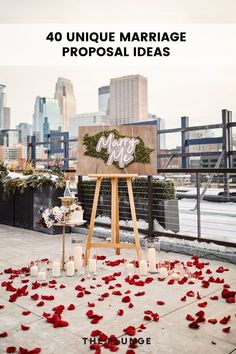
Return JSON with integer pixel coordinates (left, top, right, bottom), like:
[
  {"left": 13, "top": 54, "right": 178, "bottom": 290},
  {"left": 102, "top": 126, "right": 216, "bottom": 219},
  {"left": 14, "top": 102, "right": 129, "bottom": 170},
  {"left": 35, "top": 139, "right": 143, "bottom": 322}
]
[
  {"left": 61, "top": 225, "right": 65, "bottom": 271},
  {"left": 127, "top": 178, "right": 141, "bottom": 263},
  {"left": 115, "top": 178, "right": 120, "bottom": 255},
  {"left": 84, "top": 177, "right": 102, "bottom": 265},
  {"left": 111, "top": 178, "right": 116, "bottom": 249}
]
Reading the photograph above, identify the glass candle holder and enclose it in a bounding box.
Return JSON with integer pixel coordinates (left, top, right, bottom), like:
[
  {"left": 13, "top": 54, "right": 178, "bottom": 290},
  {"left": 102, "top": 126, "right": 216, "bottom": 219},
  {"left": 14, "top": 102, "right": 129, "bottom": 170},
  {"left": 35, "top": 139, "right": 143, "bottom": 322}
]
[
  {"left": 38, "top": 260, "right": 48, "bottom": 281},
  {"left": 66, "top": 256, "right": 75, "bottom": 277},
  {"left": 145, "top": 237, "right": 160, "bottom": 274}
]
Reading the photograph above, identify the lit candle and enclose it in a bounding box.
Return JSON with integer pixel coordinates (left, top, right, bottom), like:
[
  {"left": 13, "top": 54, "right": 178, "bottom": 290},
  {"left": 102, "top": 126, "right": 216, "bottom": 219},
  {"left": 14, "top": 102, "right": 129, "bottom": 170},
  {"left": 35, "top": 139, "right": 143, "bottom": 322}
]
[
  {"left": 52, "top": 261, "right": 61, "bottom": 277},
  {"left": 66, "top": 260, "right": 75, "bottom": 276},
  {"left": 30, "top": 265, "right": 38, "bottom": 277},
  {"left": 38, "top": 271, "right": 46, "bottom": 281},
  {"left": 126, "top": 263, "right": 134, "bottom": 276},
  {"left": 88, "top": 258, "right": 97, "bottom": 273},
  {"left": 139, "top": 260, "right": 148, "bottom": 276},
  {"left": 148, "top": 248, "right": 157, "bottom": 273},
  {"left": 159, "top": 267, "right": 168, "bottom": 278},
  {"left": 172, "top": 272, "right": 180, "bottom": 281},
  {"left": 74, "top": 245, "right": 83, "bottom": 270}
]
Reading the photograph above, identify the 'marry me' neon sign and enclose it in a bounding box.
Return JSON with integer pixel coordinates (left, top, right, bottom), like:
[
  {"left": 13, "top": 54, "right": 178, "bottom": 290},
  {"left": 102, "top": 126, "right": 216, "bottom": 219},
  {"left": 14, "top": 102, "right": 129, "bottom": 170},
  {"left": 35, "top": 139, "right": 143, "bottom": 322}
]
[{"left": 96, "top": 133, "right": 140, "bottom": 168}]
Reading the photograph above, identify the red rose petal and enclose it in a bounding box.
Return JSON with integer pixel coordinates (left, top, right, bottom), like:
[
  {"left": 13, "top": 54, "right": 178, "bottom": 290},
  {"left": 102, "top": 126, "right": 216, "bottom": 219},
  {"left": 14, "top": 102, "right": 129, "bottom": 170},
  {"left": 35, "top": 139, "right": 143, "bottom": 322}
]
[
  {"left": 77, "top": 292, "right": 84, "bottom": 298},
  {"left": 21, "top": 324, "right": 30, "bottom": 331},
  {"left": 156, "top": 301, "right": 165, "bottom": 305},
  {"left": 167, "top": 279, "right": 174, "bottom": 285},
  {"left": 0, "top": 304, "right": 4, "bottom": 309},
  {"left": 67, "top": 304, "right": 75, "bottom": 311},
  {"left": 189, "top": 321, "right": 200, "bottom": 329},
  {"left": 99, "top": 332, "right": 108, "bottom": 341},
  {"left": 198, "top": 301, "right": 207, "bottom": 308},
  {"left": 0, "top": 331, "right": 8, "bottom": 337},
  {"left": 226, "top": 297, "right": 235, "bottom": 303},
  {"left": 220, "top": 315, "right": 231, "bottom": 325},
  {"left": 6, "top": 347, "right": 16, "bottom": 353},
  {"left": 22, "top": 311, "right": 31, "bottom": 316},
  {"left": 112, "top": 291, "right": 122, "bottom": 296},
  {"left": 208, "top": 319, "right": 217, "bottom": 324},
  {"left": 41, "top": 295, "right": 54, "bottom": 301},
  {"left": 117, "top": 309, "right": 124, "bottom": 316},
  {"left": 222, "top": 327, "right": 230, "bottom": 333},
  {"left": 128, "top": 303, "right": 134, "bottom": 308},
  {"left": 134, "top": 291, "right": 145, "bottom": 296},
  {"left": 123, "top": 326, "right": 136, "bottom": 336},
  {"left": 122, "top": 296, "right": 131, "bottom": 303},
  {"left": 88, "top": 302, "right": 95, "bottom": 307},
  {"left": 36, "top": 301, "right": 44, "bottom": 307},
  {"left": 59, "top": 284, "right": 66, "bottom": 289},
  {"left": 126, "top": 351, "right": 136, "bottom": 354},
  {"left": 186, "top": 291, "right": 195, "bottom": 297},
  {"left": 91, "top": 329, "right": 102, "bottom": 337},
  {"left": 181, "top": 296, "right": 187, "bottom": 302},
  {"left": 210, "top": 295, "right": 219, "bottom": 300},
  {"left": 195, "top": 310, "right": 205, "bottom": 317},
  {"left": 186, "top": 314, "right": 195, "bottom": 321},
  {"left": 31, "top": 293, "right": 39, "bottom": 301}
]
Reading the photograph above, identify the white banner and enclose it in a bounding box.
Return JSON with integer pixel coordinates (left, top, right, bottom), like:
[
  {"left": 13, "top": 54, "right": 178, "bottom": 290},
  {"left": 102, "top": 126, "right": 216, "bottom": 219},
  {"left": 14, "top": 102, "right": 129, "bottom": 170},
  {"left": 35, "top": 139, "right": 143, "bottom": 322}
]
[{"left": 0, "top": 24, "right": 235, "bottom": 66}]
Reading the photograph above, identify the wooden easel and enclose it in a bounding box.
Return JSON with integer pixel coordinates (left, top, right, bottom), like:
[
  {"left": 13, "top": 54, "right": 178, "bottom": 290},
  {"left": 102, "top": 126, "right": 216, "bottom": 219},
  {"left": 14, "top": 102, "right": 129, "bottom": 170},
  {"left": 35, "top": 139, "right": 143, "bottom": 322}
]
[{"left": 84, "top": 174, "right": 142, "bottom": 265}]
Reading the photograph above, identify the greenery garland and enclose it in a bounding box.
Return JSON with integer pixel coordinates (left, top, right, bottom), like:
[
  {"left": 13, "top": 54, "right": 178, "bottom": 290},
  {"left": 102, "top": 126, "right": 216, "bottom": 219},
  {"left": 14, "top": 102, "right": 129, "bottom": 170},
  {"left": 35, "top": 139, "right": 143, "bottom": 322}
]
[{"left": 83, "top": 129, "right": 154, "bottom": 169}]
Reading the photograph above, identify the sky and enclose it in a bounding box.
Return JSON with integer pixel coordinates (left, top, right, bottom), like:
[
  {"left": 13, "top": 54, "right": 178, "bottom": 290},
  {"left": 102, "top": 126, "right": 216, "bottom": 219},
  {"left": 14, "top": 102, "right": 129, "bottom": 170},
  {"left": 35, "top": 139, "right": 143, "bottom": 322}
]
[{"left": 0, "top": 0, "right": 236, "bottom": 147}]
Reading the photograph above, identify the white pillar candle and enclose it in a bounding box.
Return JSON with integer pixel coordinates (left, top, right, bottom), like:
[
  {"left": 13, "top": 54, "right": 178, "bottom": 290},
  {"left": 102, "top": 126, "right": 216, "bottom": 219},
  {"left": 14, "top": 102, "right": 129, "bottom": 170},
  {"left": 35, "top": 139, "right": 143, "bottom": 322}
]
[
  {"left": 38, "top": 271, "right": 46, "bottom": 281},
  {"left": 126, "top": 263, "right": 134, "bottom": 276},
  {"left": 139, "top": 260, "right": 148, "bottom": 276},
  {"left": 52, "top": 261, "right": 61, "bottom": 277},
  {"left": 159, "top": 267, "right": 168, "bottom": 278},
  {"left": 88, "top": 258, "right": 97, "bottom": 273},
  {"left": 66, "top": 260, "right": 75, "bottom": 276},
  {"left": 172, "top": 272, "right": 180, "bottom": 281},
  {"left": 74, "top": 246, "right": 83, "bottom": 270},
  {"left": 148, "top": 248, "right": 157, "bottom": 273},
  {"left": 30, "top": 265, "right": 38, "bottom": 277}
]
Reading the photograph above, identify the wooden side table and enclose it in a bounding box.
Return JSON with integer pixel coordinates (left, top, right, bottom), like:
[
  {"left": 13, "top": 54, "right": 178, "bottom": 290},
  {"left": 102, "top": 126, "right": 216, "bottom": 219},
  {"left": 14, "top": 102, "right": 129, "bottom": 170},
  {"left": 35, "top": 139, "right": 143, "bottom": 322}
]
[{"left": 84, "top": 174, "right": 142, "bottom": 265}]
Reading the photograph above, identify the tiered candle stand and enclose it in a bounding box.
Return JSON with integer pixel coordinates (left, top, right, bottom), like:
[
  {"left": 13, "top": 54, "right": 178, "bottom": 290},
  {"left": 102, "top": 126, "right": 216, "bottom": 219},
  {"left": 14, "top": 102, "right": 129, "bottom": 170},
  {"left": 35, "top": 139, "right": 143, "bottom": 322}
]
[{"left": 58, "top": 197, "right": 86, "bottom": 270}]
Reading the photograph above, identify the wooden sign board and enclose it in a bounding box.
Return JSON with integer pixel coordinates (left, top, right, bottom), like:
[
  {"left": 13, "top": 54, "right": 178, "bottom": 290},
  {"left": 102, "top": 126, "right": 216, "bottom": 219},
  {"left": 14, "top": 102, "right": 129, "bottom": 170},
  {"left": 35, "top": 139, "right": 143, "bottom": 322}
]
[{"left": 76, "top": 125, "right": 157, "bottom": 175}]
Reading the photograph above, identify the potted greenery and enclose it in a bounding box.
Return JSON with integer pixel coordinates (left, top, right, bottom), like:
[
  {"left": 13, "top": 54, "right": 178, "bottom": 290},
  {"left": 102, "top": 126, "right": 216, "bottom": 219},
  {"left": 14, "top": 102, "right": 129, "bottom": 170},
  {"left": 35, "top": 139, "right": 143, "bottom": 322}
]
[
  {"left": 0, "top": 160, "right": 14, "bottom": 226},
  {"left": 0, "top": 161, "right": 66, "bottom": 232}
]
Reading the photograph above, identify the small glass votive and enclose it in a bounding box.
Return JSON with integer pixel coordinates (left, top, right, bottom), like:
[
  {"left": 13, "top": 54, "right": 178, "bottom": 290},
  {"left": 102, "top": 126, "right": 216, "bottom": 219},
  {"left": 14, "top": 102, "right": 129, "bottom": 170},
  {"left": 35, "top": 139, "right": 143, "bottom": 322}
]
[
  {"left": 30, "top": 261, "right": 39, "bottom": 277},
  {"left": 66, "top": 256, "right": 75, "bottom": 277},
  {"left": 126, "top": 262, "right": 135, "bottom": 276},
  {"left": 37, "top": 259, "right": 48, "bottom": 281}
]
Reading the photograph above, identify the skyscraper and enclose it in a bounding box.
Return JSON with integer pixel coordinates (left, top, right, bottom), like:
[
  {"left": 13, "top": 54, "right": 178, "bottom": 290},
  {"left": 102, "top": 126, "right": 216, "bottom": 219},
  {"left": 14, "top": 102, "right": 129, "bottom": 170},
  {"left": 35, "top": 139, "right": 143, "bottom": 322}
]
[
  {"left": 0, "top": 84, "right": 5, "bottom": 130},
  {"left": 109, "top": 74, "right": 148, "bottom": 125},
  {"left": 98, "top": 85, "right": 110, "bottom": 115},
  {"left": 16, "top": 122, "right": 33, "bottom": 146},
  {"left": 54, "top": 77, "right": 76, "bottom": 132},
  {"left": 0, "top": 84, "right": 10, "bottom": 130},
  {"left": 33, "top": 97, "right": 61, "bottom": 141}
]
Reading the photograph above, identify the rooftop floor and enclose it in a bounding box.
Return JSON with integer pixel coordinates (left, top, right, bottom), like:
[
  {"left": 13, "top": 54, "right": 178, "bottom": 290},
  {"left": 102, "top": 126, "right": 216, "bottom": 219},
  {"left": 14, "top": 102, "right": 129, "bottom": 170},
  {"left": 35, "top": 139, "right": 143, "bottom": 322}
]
[{"left": 0, "top": 225, "right": 236, "bottom": 354}]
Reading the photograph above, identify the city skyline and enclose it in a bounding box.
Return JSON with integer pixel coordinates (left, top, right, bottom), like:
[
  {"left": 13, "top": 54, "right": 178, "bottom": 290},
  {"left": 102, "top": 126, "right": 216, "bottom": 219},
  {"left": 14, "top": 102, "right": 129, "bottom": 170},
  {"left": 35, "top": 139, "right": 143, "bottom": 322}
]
[{"left": 0, "top": 65, "right": 235, "bottom": 148}]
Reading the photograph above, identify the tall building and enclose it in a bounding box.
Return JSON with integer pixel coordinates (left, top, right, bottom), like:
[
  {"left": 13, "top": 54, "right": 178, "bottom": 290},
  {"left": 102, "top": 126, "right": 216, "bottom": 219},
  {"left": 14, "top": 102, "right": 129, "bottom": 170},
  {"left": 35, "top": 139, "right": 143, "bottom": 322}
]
[
  {"left": 33, "top": 97, "right": 61, "bottom": 141},
  {"left": 0, "top": 84, "right": 10, "bottom": 130},
  {"left": 69, "top": 112, "right": 110, "bottom": 137},
  {"left": 109, "top": 74, "right": 148, "bottom": 125},
  {"left": 54, "top": 77, "right": 76, "bottom": 132},
  {"left": 16, "top": 123, "right": 33, "bottom": 146},
  {"left": 0, "top": 84, "right": 5, "bottom": 130},
  {"left": 98, "top": 85, "right": 110, "bottom": 115},
  {"left": 148, "top": 113, "right": 166, "bottom": 150},
  {"left": 3, "top": 107, "right": 10, "bottom": 130}
]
